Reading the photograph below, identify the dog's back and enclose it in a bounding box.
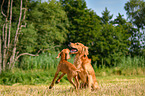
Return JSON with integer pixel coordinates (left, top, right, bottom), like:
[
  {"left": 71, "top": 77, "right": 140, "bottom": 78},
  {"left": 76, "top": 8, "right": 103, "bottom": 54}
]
[{"left": 59, "top": 60, "right": 79, "bottom": 74}]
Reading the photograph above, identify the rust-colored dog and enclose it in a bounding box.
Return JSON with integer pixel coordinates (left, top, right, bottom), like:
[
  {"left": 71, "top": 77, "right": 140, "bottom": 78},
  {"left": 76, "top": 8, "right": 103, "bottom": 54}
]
[
  {"left": 69, "top": 42, "right": 99, "bottom": 90},
  {"left": 49, "top": 48, "right": 79, "bottom": 89}
]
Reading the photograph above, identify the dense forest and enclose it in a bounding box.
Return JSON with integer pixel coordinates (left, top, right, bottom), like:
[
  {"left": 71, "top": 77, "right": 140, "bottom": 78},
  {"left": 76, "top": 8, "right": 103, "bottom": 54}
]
[{"left": 0, "top": 0, "right": 145, "bottom": 74}]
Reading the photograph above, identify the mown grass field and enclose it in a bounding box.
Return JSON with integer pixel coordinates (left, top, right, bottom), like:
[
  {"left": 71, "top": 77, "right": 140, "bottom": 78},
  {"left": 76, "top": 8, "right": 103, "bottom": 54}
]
[{"left": 0, "top": 76, "right": 145, "bottom": 96}]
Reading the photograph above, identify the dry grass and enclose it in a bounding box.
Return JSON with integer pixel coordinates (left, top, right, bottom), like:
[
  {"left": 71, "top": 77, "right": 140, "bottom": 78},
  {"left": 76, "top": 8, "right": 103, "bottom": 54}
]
[{"left": 0, "top": 76, "right": 145, "bottom": 96}]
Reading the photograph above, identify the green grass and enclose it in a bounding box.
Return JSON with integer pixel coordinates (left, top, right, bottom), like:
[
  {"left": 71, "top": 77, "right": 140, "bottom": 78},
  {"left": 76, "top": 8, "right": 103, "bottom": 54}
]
[
  {"left": 19, "top": 52, "right": 74, "bottom": 70},
  {"left": 0, "top": 69, "right": 69, "bottom": 85},
  {"left": 19, "top": 52, "right": 145, "bottom": 71},
  {"left": 0, "top": 53, "right": 144, "bottom": 85},
  {"left": 0, "top": 67, "right": 144, "bottom": 85},
  {"left": 93, "top": 56, "right": 145, "bottom": 76},
  {"left": 117, "top": 56, "right": 145, "bottom": 69}
]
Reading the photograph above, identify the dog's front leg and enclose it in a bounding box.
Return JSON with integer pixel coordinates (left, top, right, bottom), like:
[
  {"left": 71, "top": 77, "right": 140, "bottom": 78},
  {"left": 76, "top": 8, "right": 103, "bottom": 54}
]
[
  {"left": 55, "top": 73, "right": 66, "bottom": 84},
  {"left": 49, "top": 71, "right": 59, "bottom": 89},
  {"left": 88, "top": 75, "right": 93, "bottom": 91}
]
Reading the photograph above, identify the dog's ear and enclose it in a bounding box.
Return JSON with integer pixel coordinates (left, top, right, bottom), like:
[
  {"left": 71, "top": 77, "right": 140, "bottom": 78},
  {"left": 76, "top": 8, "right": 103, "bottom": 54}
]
[
  {"left": 82, "top": 46, "right": 89, "bottom": 56},
  {"left": 56, "top": 52, "right": 61, "bottom": 59},
  {"left": 66, "top": 52, "right": 70, "bottom": 59}
]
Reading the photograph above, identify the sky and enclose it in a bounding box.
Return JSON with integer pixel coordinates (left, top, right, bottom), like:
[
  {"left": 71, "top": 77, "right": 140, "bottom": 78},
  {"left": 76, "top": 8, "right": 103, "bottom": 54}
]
[
  {"left": 85, "top": 0, "right": 129, "bottom": 19},
  {"left": 42, "top": 0, "right": 129, "bottom": 19}
]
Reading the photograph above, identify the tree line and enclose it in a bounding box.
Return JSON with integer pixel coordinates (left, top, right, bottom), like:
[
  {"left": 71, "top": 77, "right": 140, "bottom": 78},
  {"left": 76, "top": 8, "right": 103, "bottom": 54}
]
[{"left": 0, "top": 0, "right": 145, "bottom": 72}]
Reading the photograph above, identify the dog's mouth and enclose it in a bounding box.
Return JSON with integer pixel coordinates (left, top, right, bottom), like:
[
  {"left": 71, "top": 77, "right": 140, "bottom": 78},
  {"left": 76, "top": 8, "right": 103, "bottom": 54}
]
[
  {"left": 70, "top": 47, "right": 78, "bottom": 53},
  {"left": 68, "top": 43, "right": 78, "bottom": 53}
]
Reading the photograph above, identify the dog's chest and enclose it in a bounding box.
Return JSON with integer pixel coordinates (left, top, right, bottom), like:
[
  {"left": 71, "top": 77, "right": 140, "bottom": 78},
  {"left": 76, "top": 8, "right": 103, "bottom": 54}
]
[{"left": 74, "top": 56, "right": 82, "bottom": 69}]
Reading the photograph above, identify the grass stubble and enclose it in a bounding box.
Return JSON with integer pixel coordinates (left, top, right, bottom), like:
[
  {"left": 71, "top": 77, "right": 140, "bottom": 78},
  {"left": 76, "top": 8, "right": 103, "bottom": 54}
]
[{"left": 0, "top": 76, "right": 145, "bottom": 96}]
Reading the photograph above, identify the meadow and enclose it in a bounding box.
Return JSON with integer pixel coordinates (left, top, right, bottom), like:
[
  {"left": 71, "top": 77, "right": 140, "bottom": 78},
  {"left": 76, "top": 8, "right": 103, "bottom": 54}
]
[
  {"left": 0, "top": 52, "right": 145, "bottom": 95},
  {"left": 1, "top": 0, "right": 145, "bottom": 95},
  {"left": 0, "top": 76, "right": 145, "bottom": 96}
]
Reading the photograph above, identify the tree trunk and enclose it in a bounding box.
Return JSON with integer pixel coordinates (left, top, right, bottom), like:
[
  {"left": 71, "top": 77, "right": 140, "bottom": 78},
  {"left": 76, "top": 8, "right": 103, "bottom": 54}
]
[
  {"left": 0, "top": 36, "right": 2, "bottom": 74},
  {"left": 2, "top": 18, "right": 8, "bottom": 71},
  {"left": 10, "top": 0, "right": 23, "bottom": 69},
  {"left": 8, "top": 0, "right": 13, "bottom": 69},
  {"left": 8, "top": 0, "right": 13, "bottom": 51},
  {"left": 2, "top": 0, "right": 10, "bottom": 70}
]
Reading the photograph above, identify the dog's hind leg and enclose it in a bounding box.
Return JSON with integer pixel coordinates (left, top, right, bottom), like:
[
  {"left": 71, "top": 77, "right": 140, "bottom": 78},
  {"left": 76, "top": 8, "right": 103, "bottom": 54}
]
[
  {"left": 74, "top": 75, "right": 79, "bottom": 89},
  {"left": 55, "top": 73, "right": 66, "bottom": 84},
  {"left": 67, "top": 75, "right": 77, "bottom": 89}
]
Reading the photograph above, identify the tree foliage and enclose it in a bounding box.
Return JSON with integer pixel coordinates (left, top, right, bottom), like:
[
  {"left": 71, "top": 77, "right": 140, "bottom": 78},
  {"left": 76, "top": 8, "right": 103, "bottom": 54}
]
[
  {"left": 59, "top": 0, "right": 102, "bottom": 50},
  {"left": 125, "top": 0, "right": 145, "bottom": 29},
  {"left": 101, "top": 7, "right": 113, "bottom": 24},
  {"left": 124, "top": 0, "right": 145, "bottom": 56},
  {"left": 91, "top": 23, "right": 132, "bottom": 66},
  {"left": 1, "top": 0, "right": 145, "bottom": 72},
  {"left": 27, "top": 0, "right": 69, "bottom": 51}
]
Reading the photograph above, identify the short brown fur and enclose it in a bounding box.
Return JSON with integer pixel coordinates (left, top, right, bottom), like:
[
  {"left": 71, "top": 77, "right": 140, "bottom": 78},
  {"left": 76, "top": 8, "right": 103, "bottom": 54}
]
[
  {"left": 49, "top": 48, "right": 79, "bottom": 89},
  {"left": 69, "top": 42, "right": 99, "bottom": 90}
]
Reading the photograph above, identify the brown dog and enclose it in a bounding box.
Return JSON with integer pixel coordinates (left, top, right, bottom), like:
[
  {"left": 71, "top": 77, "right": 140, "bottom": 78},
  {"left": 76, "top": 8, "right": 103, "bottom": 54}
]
[
  {"left": 69, "top": 42, "right": 99, "bottom": 90},
  {"left": 49, "top": 48, "right": 79, "bottom": 89}
]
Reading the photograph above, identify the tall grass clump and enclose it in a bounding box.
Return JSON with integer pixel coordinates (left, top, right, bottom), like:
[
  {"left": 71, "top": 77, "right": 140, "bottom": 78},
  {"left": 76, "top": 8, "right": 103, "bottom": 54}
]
[
  {"left": 19, "top": 52, "right": 59, "bottom": 70},
  {"left": 118, "top": 56, "right": 145, "bottom": 69},
  {"left": 116, "top": 56, "right": 145, "bottom": 75},
  {"left": 94, "top": 56, "right": 145, "bottom": 76},
  {"left": 18, "top": 52, "right": 74, "bottom": 70}
]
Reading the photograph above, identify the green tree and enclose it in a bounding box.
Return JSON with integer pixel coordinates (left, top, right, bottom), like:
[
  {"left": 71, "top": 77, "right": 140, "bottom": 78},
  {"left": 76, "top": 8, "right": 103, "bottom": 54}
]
[
  {"left": 113, "top": 13, "right": 139, "bottom": 56},
  {"left": 112, "top": 13, "right": 126, "bottom": 25},
  {"left": 59, "top": 0, "right": 133, "bottom": 66},
  {"left": 59, "top": 0, "right": 101, "bottom": 46},
  {"left": 124, "top": 0, "right": 145, "bottom": 29},
  {"left": 124, "top": 0, "right": 145, "bottom": 56},
  {"left": 17, "top": 24, "right": 38, "bottom": 53},
  {"left": 27, "top": 0, "right": 69, "bottom": 51},
  {"left": 101, "top": 7, "right": 113, "bottom": 24},
  {"left": 91, "top": 23, "right": 132, "bottom": 66},
  {"left": 88, "top": 12, "right": 132, "bottom": 66}
]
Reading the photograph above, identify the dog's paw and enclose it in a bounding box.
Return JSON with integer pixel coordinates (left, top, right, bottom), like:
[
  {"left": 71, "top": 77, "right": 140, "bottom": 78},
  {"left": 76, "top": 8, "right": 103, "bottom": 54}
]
[
  {"left": 49, "top": 86, "right": 52, "bottom": 89},
  {"left": 55, "top": 81, "right": 60, "bottom": 84}
]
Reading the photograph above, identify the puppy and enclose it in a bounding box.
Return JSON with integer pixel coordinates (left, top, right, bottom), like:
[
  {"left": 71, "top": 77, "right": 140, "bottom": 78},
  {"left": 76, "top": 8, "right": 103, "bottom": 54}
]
[{"left": 49, "top": 48, "right": 80, "bottom": 89}]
